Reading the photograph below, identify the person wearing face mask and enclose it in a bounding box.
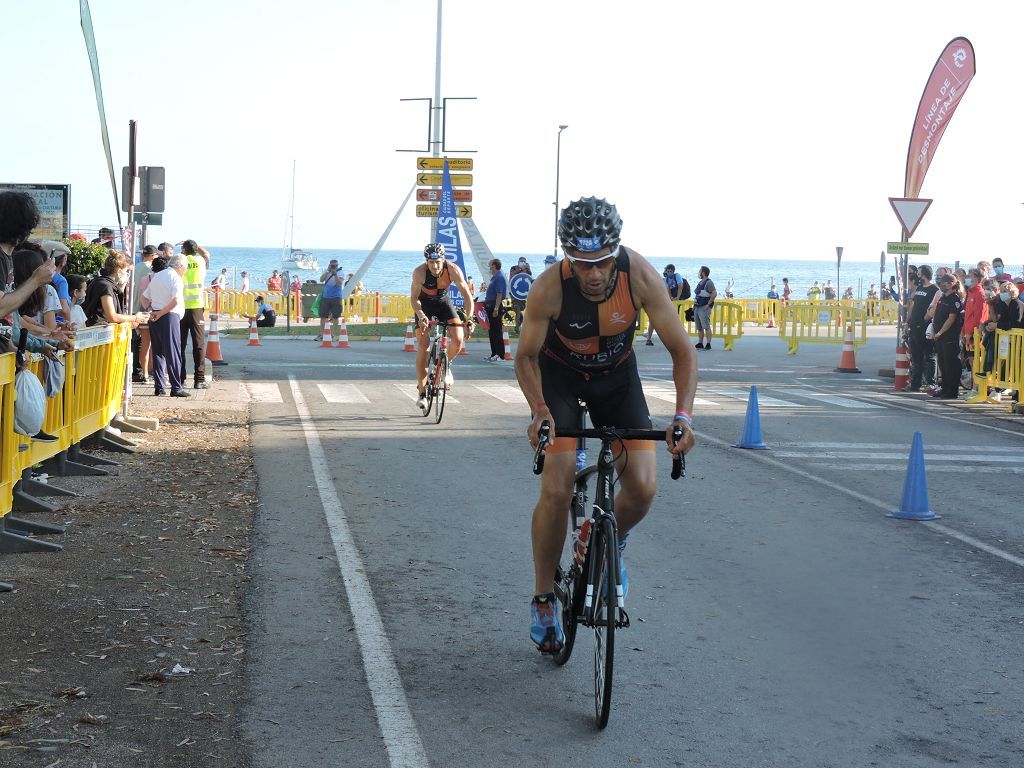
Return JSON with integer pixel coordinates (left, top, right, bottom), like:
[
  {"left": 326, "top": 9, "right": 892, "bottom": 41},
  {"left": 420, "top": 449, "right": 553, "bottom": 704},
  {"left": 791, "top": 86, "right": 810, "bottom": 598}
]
[
  {"left": 989, "top": 280, "right": 1024, "bottom": 332},
  {"left": 81, "top": 250, "right": 147, "bottom": 327},
  {"left": 991, "top": 257, "right": 1007, "bottom": 277},
  {"left": 906, "top": 264, "right": 937, "bottom": 391},
  {"left": 66, "top": 274, "right": 88, "bottom": 327},
  {"left": 509, "top": 257, "right": 532, "bottom": 334},
  {"left": 645, "top": 264, "right": 689, "bottom": 345},
  {"left": 961, "top": 267, "right": 989, "bottom": 364},
  {"left": 930, "top": 275, "right": 965, "bottom": 399}
]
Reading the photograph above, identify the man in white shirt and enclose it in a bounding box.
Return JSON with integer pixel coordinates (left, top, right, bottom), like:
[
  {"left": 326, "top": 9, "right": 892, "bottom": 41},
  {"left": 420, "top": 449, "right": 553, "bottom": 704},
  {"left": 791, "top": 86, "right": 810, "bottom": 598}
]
[
  {"left": 212, "top": 268, "right": 228, "bottom": 291},
  {"left": 240, "top": 271, "right": 250, "bottom": 292},
  {"left": 143, "top": 254, "right": 189, "bottom": 397}
]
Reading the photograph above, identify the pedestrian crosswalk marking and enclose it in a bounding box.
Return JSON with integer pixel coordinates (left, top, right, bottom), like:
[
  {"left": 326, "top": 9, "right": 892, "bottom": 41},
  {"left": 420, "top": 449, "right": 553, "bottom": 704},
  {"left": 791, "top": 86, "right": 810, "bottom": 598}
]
[
  {"left": 473, "top": 384, "right": 527, "bottom": 404},
  {"left": 808, "top": 463, "right": 1024, "bottom": 474},
  {"left": 317, "top": 383, "right": 371, "bottom": 404},
  {"left": 779, "top": 389, "right": 883, "bottom": 410},
  {"left": 777, "top": 451, "right": 1024, "bottom": 463},
  {"left": 702, "top": 388, "right": 806, "bottom": 408},
  {"left": 246, "top": 382, "right": 284, "bottom": 403},
  {"left": 643, "top": 387, "right": 718, "bottom": 407},
  {"left": 393, "top": 383, "right": 460, "bottom": 404}
]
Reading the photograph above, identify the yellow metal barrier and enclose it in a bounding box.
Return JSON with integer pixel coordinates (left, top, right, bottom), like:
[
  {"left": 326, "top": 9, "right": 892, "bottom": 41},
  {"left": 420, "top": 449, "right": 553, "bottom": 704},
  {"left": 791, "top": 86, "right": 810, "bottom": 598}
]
[
  {"left": 344, "top": 293, "right": 414, "bottom": 324},
  {"left": 966, "top": 328, "right": 1024, "bottom": 410},
  {"left": 205, "top": 290, "right": 296, "bottom": 318},
  {"left": 728, "top": 298, "right": 781, "bottom": 326},
  {"left": 778, "top": 303, "right": 867, "bottom": 354},
  {"left": 723, "top": 297, "right": 897, "bottom": 326},
  {"left": 1, "top": 323, "right": 131, "bottom": 519},
  {"left": 638, "top": 299, "right": 744, "bottom": 350}
]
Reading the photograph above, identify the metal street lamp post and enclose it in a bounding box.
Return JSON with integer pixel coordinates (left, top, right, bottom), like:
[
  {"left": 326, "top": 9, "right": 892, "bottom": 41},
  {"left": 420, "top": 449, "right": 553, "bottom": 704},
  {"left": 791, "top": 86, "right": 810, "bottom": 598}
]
[{"left": 553, "top": 124, "right": 568, "bottom": 259}]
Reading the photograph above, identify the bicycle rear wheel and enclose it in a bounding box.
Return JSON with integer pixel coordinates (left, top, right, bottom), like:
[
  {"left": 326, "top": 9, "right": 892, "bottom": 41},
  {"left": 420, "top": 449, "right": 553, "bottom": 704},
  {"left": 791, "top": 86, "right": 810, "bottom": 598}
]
[
  {"left": 434, "top": 354, "right": 448, "bottom": 424},
  {"left": 593, "top": 517, "right": 616, "bottom": 729},
  {"left": 553, "top": 466, "right": 596, "bottom": 666}
]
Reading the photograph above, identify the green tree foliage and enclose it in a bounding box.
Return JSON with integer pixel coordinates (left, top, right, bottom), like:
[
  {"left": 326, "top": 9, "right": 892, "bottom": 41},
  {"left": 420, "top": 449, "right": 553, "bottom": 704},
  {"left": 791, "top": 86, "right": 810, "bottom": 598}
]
[{"left": 63, "top": 238, "right": 107, "bottom": 277}]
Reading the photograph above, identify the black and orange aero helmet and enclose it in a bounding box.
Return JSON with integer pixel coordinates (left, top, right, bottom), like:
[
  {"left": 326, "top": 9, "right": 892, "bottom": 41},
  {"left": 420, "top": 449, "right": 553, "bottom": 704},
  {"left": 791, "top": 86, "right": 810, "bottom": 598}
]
[
  {"left": 424, "top": 243, "right": 446, "bottom": 260},
  {"left": 558, "top": 197, "right": 622, "bottom": 258}
]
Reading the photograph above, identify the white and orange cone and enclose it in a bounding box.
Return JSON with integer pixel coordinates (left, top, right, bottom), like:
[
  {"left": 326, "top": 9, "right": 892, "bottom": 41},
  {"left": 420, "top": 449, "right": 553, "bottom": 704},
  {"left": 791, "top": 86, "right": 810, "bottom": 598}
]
[
  {"left": 766, "top": 310, "right": 776, "bottom": 329},
  {"left": 336, "top": 318, "right": 350, "bottom": 349},
  {"left": 320, "top": 330, "right": 334, "bottom": 348},
  {"left": 247, "top": 317, "right": 261, "bottom": 347},
  {"left": 403, "top": 320, "right": 416, "bottom": 352},
  {"left": 894, "top": 344, "right": 910, "bottom": 390},
  {"left": 834, "top": 323, "right": 861, "bottom": 373},
  {"left": 206, "top": 313, "right": 226, "bottom": 364},
  {"left": 502, "top": 324, "right": 512, "bottom": 361}
]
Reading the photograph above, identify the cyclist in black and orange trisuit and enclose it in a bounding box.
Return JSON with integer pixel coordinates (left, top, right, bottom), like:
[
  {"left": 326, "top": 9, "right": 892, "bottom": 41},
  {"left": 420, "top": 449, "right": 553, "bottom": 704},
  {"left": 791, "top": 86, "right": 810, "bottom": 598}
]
[
  {"left": 515, "top": 197, "right": 698, "bottom": 653},
  {"left": 410, "top": 243, "right": 475, "bottom": 412}
]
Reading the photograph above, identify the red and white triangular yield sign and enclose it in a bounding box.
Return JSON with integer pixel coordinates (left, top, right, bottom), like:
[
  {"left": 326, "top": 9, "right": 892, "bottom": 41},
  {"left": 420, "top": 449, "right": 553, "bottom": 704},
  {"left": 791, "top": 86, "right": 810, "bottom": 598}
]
[{"left": 889, "top": 197, "right": 933, "bottom": 239}]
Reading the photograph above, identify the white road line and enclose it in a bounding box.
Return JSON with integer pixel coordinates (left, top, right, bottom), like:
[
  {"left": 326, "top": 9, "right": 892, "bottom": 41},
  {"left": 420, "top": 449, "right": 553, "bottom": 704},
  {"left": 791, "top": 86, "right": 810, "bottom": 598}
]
[
  {"left": 473, "top": 384, "right": 527, "bottom": 404},
  {"left": 780, "top": 389, "right": 884, "bottom": 409},
  {"left": 393, "top": 383, "right": 460, "bottom": 404},
  {"left": 808, "top": 463, "right": 1024, "bottom": 474},
  {"left": 288, "top": 377, "right": 429, "bottom": 767},
  {"left": 317, "top": 382, "right": 371, "bottom": 404},
  {"left": 776, "top": 441, "right": 1024, "bottom": 455},
  {"left": 774, "top": 451, "right": 1024, "bottom": 462},
  {"left": 687, "top": 426, "right": 1024, "bottom": 570},
  {"left": 703, "top": 388, "right": 806, "bottom": 408},
  {"left": 645, "top": 389, "right": 719, "bottom": 407},
  {"left": 245, "top": 382, "right": 284, "bottom": 403}
]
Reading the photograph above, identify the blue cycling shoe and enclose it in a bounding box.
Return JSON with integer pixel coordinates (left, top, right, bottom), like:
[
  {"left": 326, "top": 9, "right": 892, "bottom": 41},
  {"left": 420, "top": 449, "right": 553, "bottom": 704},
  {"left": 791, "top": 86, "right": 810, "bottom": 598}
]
[{"left": 530, "top": 592, "right": 564, "bottom": 653}]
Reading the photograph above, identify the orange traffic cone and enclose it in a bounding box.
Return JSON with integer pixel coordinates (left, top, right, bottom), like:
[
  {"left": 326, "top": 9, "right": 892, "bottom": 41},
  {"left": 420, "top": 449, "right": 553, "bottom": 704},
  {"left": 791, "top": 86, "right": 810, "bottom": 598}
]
[
  {"left": 766, "top": 310, "right": 776, "bottom": 329},
  {"left": 205, "top": 313, "right": 227, "bottom": 364},
  {"left": 403, "top": 320, "right": 416, "bottom": 352},
  {"left": 320, "top": 328, "right": 334, "bottom": 348},
  {"left": 247, "top": 317, "right": 261, "bottom": 347},
  {"left": 894, "top": 344, "right": 910, "bottom": 391},
  {"left": 834, "top": 323, "right": 860, "bottom": 373},
  {"left": 336, "top": 318, "right": 350, "bottom": 349},
  {"left": 502, "top": 325, "right": 512, "bottom": 361}
]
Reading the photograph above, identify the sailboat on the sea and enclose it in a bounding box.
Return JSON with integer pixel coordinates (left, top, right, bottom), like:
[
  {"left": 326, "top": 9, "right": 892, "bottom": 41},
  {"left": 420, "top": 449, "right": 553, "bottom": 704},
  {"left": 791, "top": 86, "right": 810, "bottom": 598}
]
[{"left": 281, "top": 160, "right": 319, "bottom": 271}]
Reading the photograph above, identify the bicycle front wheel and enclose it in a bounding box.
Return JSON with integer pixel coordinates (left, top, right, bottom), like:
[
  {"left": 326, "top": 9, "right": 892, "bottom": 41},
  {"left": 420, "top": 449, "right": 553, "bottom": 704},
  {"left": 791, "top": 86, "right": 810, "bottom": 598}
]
[
  {"left": 434, "top": 354, "right": 448, "bottom": 424},
  {"left": 553, "top": 466, "right": 596, "bottom": 666},
  {"left": 593, "top": 517, "right": 616, "bottom": 729}
]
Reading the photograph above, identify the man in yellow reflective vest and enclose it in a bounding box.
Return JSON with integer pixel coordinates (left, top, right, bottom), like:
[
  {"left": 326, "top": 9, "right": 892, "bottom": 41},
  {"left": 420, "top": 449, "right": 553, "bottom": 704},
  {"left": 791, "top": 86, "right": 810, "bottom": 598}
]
[{"left": 179, "top": 239, "right": 210, "bottom": 388}]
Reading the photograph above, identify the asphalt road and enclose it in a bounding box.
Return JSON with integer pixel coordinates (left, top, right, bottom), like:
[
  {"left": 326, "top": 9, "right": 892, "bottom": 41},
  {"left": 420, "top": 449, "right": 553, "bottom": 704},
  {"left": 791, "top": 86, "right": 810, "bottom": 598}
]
[{"left": 233, "top": 329, "right": 1024, "bottom": 768}]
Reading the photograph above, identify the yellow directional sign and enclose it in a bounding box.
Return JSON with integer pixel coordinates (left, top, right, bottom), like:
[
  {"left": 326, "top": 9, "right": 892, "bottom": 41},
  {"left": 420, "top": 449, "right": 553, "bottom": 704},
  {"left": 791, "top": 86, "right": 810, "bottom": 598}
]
[
  {"left": 886, "top": 242, "right": 929, "bottom": 255},
  {"left": 416, "top": 173, "right": 473, "bottom": 187},
  {"left": 416, "top": 157, "right": 474, "bottom": 171},
  {"left": 416, "top": 204, "right": 472, "bottom": 218}
]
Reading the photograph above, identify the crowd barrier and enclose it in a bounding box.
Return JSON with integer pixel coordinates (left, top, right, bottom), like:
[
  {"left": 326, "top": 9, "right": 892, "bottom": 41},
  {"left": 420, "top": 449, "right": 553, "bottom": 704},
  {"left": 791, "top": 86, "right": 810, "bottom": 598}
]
[
  {"left": 204, "top": 289, "right": 414, "bottom": 325},
  {"left": 1, "top": 323, "right": 131, "bottom": 522},
  {"left": 722, "top": 298, "right": 899, "bottom": 327},
  {"left": 638, "top": 299, "right": 745, "bottom": 350},
  {"left": 777, "top": 303, "right": 867, "bottom": 354},
  {"left": 966, "top": 327, "right": 1024, "bottom": 410}
]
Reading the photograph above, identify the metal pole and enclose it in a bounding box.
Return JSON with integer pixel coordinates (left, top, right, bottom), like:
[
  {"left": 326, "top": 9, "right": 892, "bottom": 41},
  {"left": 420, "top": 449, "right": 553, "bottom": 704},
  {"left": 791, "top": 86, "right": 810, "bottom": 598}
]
[
  {"left": 553, "top": 124, "right": 567, "bottom": 259},
  {"left": 122, "top": 120, "right": 138, "bottom": 419},
  {"left": 430, "top": 0, "right": 443, "bottom": 243}
]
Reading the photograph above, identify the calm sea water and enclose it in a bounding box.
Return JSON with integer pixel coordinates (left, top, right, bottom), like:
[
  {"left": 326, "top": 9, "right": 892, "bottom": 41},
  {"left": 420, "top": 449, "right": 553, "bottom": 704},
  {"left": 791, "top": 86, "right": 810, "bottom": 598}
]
[{"left": 208, "top": 246, "right": 909, "bottom": 298}]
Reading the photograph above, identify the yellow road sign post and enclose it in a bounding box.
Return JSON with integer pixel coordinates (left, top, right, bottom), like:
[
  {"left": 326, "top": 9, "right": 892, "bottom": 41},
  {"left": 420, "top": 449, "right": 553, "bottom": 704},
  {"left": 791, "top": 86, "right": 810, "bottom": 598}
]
[
  {"left": 416, "top": 157, "right": 473, "bottom": 171},
  {"left": 416, "top": 204, "right": 472, "bottom": 218},
  {"left": 416, "top": 173, "right": 472, "bottom": 187}
]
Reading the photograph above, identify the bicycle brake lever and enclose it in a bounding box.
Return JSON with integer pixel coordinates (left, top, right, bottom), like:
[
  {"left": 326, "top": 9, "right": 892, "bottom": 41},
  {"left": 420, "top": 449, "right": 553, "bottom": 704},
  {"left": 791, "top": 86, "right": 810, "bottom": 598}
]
[
  {"left": 671, "top": 423, "right": 684, "bottom": 480},
  {"left": 533, "top": 421, "right": 550, "bottom": 475}
]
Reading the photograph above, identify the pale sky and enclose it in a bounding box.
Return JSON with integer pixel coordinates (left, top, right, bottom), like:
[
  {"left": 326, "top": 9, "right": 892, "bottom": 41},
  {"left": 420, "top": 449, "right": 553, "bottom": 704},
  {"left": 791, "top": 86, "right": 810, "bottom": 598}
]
[{"left": 2, "top": 1, "right": 1021, "bottom": 264}]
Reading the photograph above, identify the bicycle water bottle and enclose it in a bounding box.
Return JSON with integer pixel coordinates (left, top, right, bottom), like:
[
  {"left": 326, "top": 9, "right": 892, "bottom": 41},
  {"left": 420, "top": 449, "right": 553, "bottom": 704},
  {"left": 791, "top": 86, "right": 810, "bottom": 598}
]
[{"left": 574, "top": 519, "right": 592, "bottom": 567}]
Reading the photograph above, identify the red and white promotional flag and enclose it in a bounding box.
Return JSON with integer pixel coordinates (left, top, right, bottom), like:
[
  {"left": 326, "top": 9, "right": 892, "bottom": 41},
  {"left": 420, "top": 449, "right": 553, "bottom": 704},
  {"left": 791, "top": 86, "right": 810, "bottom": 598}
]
[{"left": 904, "top": 37, "right": 976, "bottom": 198}]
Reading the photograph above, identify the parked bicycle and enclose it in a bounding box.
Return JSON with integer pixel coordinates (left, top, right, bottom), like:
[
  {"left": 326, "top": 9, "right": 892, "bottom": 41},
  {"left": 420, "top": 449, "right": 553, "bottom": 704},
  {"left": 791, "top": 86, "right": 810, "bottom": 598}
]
[{"left": 533, "top": 422, "right": 684, "bottom": 729}]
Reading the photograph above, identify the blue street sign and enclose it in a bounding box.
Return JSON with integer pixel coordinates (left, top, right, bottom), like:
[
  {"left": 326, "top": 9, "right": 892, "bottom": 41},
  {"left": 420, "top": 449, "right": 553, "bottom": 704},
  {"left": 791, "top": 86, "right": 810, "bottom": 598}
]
[{"left": 509, "top": 272, "right": 534, "bottom": 301}]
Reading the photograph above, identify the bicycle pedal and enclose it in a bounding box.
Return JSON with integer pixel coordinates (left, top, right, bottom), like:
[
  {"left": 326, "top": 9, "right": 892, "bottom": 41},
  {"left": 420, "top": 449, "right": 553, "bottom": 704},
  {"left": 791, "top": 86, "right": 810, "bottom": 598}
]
[{"left": 616, "top": 608, "right": 631, "bottom": 629}]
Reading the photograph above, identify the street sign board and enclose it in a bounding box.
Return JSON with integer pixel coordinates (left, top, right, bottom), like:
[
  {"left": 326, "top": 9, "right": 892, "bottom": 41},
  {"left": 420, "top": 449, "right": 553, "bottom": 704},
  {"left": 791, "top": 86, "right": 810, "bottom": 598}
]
[
  {"left": 886, "top": 241, "right": 929, "bottom": 255},
  {"left": 417, "top": 173, "right": 472, "bottom": 187},
  {"left": 509, "top": 272, "right": 534, "bottom": 301},
  {"left": 416, "top": 204, "right": 472, "bottom": 218},
  {"left": 133, "top": 212, "right": 163, "bottom": 225},
  {"left": 888, "top": 197, "right": 932, "bottom": 239},
  {"left": 417, "top": 188, "right": 472, "bottom": 202},
  {"left": 417, "top": 157, "right": 473, "bottom": 171}
]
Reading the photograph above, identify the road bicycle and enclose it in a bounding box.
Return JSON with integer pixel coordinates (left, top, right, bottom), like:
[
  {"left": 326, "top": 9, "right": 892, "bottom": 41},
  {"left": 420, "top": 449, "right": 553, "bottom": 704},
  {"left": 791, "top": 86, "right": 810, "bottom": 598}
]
[
  {"left": 533, "top": 422, "right": 684, "bottom": 729},
  {"left": 422, "top": 318, "right": 453, "bottom": 424}
]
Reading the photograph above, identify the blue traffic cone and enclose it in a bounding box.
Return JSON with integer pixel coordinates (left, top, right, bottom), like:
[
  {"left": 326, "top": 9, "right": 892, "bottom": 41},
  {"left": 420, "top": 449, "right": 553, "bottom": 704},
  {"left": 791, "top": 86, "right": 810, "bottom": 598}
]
[
  {"left": 887, "top": 432, "right": 940, "bottom": 521},
  {"left": 734, "top": 386, "right": 768, "bottom": 449}
]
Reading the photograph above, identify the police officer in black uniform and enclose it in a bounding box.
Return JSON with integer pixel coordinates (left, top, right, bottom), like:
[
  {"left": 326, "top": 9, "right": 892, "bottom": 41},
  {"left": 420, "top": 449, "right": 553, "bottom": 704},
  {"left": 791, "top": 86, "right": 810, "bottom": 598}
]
[
  {"left": 906, "top": 264, "right": 937, "bottom": 391},
  {"left": 930, "top": 273, "right": 964, "bottom": 399}
]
